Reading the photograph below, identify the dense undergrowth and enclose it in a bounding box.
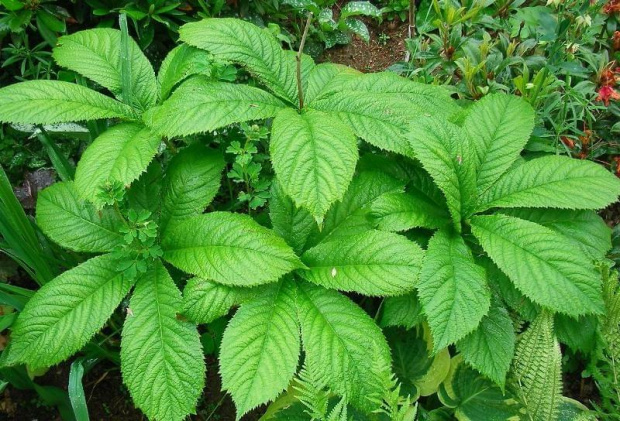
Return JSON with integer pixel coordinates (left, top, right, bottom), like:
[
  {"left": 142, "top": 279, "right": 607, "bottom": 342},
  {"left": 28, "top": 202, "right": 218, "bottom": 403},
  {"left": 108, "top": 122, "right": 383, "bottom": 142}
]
[{"left": 0, "top": 1, "right": 620, "bottom": 421}]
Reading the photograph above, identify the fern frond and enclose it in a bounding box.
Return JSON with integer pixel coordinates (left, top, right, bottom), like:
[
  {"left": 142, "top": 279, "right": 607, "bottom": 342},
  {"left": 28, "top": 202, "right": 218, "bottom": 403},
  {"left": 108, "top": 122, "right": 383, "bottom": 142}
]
[
  {"left": 510, "top": 311, "right": 562, "bottom": 421},
  {"left": 293, "top": 361, "right": 330, "bottom": 420}
]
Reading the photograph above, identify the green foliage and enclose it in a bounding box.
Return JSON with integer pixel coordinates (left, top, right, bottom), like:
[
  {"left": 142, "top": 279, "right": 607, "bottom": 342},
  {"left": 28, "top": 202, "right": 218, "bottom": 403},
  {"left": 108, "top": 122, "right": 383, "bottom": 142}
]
[
  {"left": 510, "top": 312, "right": 563, "bottom": 421},
  {"left": 1, "top": 15, "right": 619, "bottom": 421}
]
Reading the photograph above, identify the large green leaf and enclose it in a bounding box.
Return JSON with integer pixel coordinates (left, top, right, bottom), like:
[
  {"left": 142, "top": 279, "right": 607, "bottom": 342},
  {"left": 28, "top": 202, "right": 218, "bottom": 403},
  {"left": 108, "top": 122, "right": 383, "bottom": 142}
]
[
  {"left": 36, "top": 181, "right": 124, "bottom": 253},
  {"left": 301, "top": 230, "right": 424, "bottom": 296},
  {"left": 220, "top": 280, "right": 300, "bottom": 418},
  {"left": 269, "top": 179, "right": 316, "bottom": 255},
  {"left": 157, "top": 44, "right": 214, "bottom": 101},
  {"left": 53, "top": 28, "right": 157, "bottom": 110},
  {"left": 500, "top": 208, "right": 611, "bottom": 260},
  {"left": 121, "top": 262, "right": 204, "bottom": 421},
  {"left": 145, "top": 78, "right": 286, "bottom": 138},
  {"left": 307, "top": 170, "right": 403, "bottom": 247},
  {"left": 5, "top": 255, "right": 132, "bottom": 368},
  {"left": 0, "top": 80, "right": 137, "bottom": 124},
  {"left": 438, "top": 356, "right": 519, "bottom": 421},
  {"left": 180, "top": 18, "right": 306, "bottom": 104},
  {"left": 417, "top": 230, "right": 490, "bottom": 352},
  {"left": 296, "top": 283, "right": 391, "bottom": 409},
  {"left": 511, "top": 312, "right": 562, "bottom": 421},
  {"left": 457, "top": 300, "right": 515, "bottom": 389},
  {"left": 313, "top": 72, "right": 458, "bottom": 117},
  {"left": 470, "top": 214, "right": 604, "bottom": 316},
  {"left": 370, "top": 190, "right": 450, "bottom": 232},
  {"left": 271, "top": 109, "right": 358, "bottom": 224},
  {"left": 408, "top": 117, "right": 476, "bottom": 230},
  {"left": 74, "top": 123, "right": 161, "bottom": 204},
  {"left": 162, "top": 212, "right": 302, "bottom": 286},
  {"left": 126, "top": 161, "right": 162, "bottom": 214},
  {"left": 477, "top": 156, "right": 620, "bottom": 212},
  {"left": 309, "top": 90, "right": 413, "bottom": 156},
  {"left": 379, "top": 292, "right": 424, "bottom": 329},
  {"left": 160, "top": 144, "right": 225, "bottom": 232},
  {"left": 462, "top": 94, "right": 535, "bottom": 194},
  {"left": 182, "top": 278, "right": 244, "bottom": 324},
  {"left": 304, "top": 63, "right": 359, "bottom": 104}
]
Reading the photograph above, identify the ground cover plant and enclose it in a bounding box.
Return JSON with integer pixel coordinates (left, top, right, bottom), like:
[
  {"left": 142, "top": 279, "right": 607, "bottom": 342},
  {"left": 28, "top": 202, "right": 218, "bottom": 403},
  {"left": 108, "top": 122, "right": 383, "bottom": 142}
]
[{"left": 0, "top": 6, "right": 620, "bottom": 421}]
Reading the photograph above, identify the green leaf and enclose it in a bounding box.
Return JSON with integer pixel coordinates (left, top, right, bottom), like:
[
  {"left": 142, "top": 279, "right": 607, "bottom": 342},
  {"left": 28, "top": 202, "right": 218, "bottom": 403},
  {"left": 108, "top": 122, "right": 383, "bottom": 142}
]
[
  {"left": 510, "top": 312, "right": 562, "bottom": 421},
  {"left": 308, "top": 170, "right": 403, "bottom": 247},
  {"left": 0, "top": 81, "right": 138, "bottom": 124},
  {"left": 5, "top": 255, "right": 132, "bottom": 368},
  {"left": 157, "top": 44, "right": 214, "bottom": 100},
  {"left": 477, "top": 156, "right": 620, "bottom": 212},
  {"left": 180, "top": 18, "right": 307, "bottom": 104},
  {"left": 145, "top": 78, "right": 285, "bottom": 138},
  {"left": 554, "top": 313, "right": 597, "bottom": 354},
  {"left": 499, "top": 209, "right": 611, "bottom": 260},
  {"left": 417, "top": 230, "right": 490, "bottom": 352},
  {"left": 457, "top": 300, "right": 515, "bottom": 389},
  {"left": 36, "top": 181, "right": 124, "bottom": 253},
  {"left": 304, "top": 63, "right": 359, "bottom": 105},
  {"left": 271, "top": 109, "right": 358, "bottom": 224},
  {"left": 370, "top": 190, "right": 450, "bottom": 232},
  {"left": 462, "top": 94, "right": 535, "bottom": 194},
  {"left": 162, "top": 212, "right": 302, "bottom": 286},
  {"left": 220, "top": 280, "right": 300, "bottom": 418},
  {"left": 182, "top": 278, "right": 242, "bottom": 324},
  {"left": 379, "top": 292, "right": 424, "bottom": 329},
  {"left": 121, "top": 262, "right": 204, "bottom": 421},
  {"left": 74, "top": 123, "right": 161, "bottom": 204},
  {"left": 309, "top": 91, "right": 412, "bottom": 156},
  {"left": 408, "top": 117, "right": 476, "bottom": 230},
  {"left": 301, "top": 230, "right": 424, "bottom": 296},
  {"left": 296, "top": 283, "right": 391, "bottom": 409},
  {"left": 53, "top": 28, "right": 157, "bottom": 110},
  {"left": 438, "top": 356, "right": 519, "bottom": 421},
  {"left": 160, "top": 144, "right": 225, "bottom": 232},
  {"left": 470, "top": 214, "right": 604, "bottom": 316},
  {"left": 269, "top": 179, "right": 316, "bottom": 255},
  {"left": 340, "top": 1, "right": 382, "bottom": 18},
  {"left": 126, "top": 161, "right": 163, "bottom": 214},
  {"left": 386, "top": 326, "right": 451, "bottom": 397}
]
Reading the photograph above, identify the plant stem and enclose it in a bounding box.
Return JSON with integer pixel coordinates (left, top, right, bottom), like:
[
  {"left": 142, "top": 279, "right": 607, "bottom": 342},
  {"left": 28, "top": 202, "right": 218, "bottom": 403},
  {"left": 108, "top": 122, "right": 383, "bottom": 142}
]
[
  {"left": 404, "top": 0, "right": 416, "bottom": 62},
  {"left": 296, "top": 13, "right": 313, "bottom": 110}
]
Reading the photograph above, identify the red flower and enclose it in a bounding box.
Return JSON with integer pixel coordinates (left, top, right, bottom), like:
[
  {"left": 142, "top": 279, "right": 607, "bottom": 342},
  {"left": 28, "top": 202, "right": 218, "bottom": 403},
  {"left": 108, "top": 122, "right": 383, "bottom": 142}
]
[
  {"left": 604, "top": 0, "right": 620, "bottom": 14},
  {"left": 596, "top": 85, "right": 620, "bottom": 106}
]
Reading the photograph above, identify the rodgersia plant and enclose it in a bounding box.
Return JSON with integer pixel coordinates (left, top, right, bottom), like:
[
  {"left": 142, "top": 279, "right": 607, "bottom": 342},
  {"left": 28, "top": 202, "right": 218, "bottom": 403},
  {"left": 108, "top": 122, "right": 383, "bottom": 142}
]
[
  {"left": 0, "top": 16, "right": 445, "bottom": 421},
  {"left": 1, "top": 14, "right": 619, "bottom": 421}
]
